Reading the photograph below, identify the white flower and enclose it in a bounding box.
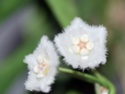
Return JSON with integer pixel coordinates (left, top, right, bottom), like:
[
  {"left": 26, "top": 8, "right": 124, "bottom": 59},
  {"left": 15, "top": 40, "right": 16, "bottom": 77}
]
[
  {"left": 23, "top": 36, "right": 59, "bottom": 93},
  {"left": 55, "top": 17, "right": 107, "bottom": 70}
]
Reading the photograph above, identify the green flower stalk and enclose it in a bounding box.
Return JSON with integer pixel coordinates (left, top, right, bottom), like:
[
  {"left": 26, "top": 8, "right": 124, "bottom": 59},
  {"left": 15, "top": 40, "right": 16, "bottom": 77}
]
[{"left": 59, "top": 67, "right": 116, "bottom": 94}]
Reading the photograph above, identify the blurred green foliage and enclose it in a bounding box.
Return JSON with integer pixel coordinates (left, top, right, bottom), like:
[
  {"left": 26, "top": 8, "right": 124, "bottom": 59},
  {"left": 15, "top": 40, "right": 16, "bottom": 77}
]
[
  {"left": 0, "top": 0, "right": 29, "bottom": 23},
  {"left": 0, "top": 4, "right": 57, "bottom": 94},
  {"left": 66, "top": 90, "right": 82, "bottom": 94},
  {"left": 46, "top": 0, "right": 78, "bottom": 27}
]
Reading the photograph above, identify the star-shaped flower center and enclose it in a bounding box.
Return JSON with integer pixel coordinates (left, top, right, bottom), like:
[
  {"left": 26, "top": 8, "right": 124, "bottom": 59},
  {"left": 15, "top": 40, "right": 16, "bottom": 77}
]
[
  {"left": 69, "top": 34, "right": 94, "bottom": 60},
  {"left": 78, "top": 40, "right": 86, "bottom": 50},
  {"left": 33, "top": 55, "right": 49, "bottom": 78}
]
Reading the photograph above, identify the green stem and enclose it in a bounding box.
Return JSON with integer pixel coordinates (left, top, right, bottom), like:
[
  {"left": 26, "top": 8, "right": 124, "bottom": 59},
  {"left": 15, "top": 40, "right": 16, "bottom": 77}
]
[
  {"left": 59, "top": 67, "right": 116, "bottom": 94},
  {"left": 95, "top": 84, "right": 101, "bottom": 94},
  {"left": 59, "top": 67, "right": 102, "bottom": 84},
  {"left": 93, "top": 71, "right": 116, "bottom": 94}
]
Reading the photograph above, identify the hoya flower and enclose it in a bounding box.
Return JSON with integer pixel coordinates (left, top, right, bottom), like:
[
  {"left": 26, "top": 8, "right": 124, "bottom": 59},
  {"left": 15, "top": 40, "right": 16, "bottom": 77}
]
[
  {"left": 23, "top": 36, "right": 59, "bottom": 93},
  {"left": 55, "top": 17, "right": 107, "bottom": 70}
]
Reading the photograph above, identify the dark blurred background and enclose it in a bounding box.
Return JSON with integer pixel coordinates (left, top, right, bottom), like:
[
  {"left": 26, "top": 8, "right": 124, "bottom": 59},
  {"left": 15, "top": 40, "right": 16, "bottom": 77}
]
[{"left": 0, "top": 0, "right": 125, "bottom": 94}]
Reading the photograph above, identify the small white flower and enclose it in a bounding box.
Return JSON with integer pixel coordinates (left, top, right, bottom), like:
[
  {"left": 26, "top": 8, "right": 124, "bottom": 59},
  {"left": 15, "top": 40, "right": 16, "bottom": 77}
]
[
  {"left": 55, "top": 17, "right": 107, "bottom": 70},
  {"left": 23, "top": 36, "right": 59, "bottom": 93}
]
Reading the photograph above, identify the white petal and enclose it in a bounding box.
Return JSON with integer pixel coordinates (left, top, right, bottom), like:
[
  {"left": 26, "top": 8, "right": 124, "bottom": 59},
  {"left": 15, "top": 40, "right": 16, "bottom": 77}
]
[
  {"left": 33, "top": 65, "right": 40, "bottom": 73},
  {"left": 36, "top": 73, "right": 45, "bottom": 78},
  {"left": 81, "top": 56, "right": 89, "bottom": 60},
  {"left": 80, "top": 34, "right": 89, "bottom": 42},
  {"left": 86, "top": 41, "right": 94, "bottom": 51},
  {"left": 80, "top": 48, "right": 89, "bottom": 55},
  {"left": 73, "top": 46, "right": 80, "bottom": 54},
  {"left": 68, "top": 47, "right": 73, "bottom": 53},
  {"left": 43, "top": 58, "right": 49, "bottom": 64},
  {"left": 101, "top": 92, "right": 108, "bottom": 94},
  {"left": 37, "top": 55, "right": 44, "bottom": 64},
  {"left": 72, "top": 37, "right": 80, "bottom": 44},
  {"left": 40, "top": 86, "right": 50, "bottom": 93}
]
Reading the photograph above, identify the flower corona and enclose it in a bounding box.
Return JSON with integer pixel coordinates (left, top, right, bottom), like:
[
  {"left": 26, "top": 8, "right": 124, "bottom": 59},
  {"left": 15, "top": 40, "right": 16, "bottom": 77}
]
[
  {"left": 69, "top": 34, "right": 94, "bottom": 60},
  {"left": 32, "top": 55, "right": 50, "bottom": 78}
]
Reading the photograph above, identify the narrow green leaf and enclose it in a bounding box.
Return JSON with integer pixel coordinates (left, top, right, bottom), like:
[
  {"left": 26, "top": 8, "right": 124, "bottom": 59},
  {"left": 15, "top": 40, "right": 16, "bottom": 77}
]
[
  {"left": 46, "top": 0, "right": 79, "bottom": 27},
  {"left": 0, "top": 0, "right": 29, "bottom": 22}
]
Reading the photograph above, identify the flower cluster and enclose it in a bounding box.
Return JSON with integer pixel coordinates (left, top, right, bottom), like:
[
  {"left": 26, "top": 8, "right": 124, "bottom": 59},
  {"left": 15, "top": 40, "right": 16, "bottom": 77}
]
[{"left": 24, "top": 17, "right": 107, "bottom": 93}]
